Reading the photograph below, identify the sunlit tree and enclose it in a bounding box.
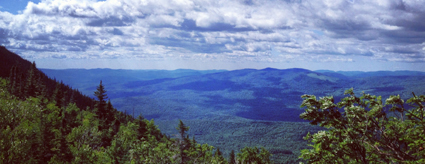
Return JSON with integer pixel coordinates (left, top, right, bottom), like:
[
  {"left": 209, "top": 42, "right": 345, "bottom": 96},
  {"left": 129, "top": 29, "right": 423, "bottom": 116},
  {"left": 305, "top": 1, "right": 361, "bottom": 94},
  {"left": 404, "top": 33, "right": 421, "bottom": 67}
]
[{"left": 299, "top": 89, "right": 425, "bottom": 163}]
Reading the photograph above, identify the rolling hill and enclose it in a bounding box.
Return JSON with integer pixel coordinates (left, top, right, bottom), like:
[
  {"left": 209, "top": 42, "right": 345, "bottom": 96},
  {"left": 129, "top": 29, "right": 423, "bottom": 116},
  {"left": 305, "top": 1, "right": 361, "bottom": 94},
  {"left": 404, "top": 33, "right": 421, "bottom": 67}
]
[
  {"left": 41, "top": 67, "right": 425, "bottom": 121},
  {"left": 40, "top": 67, "right": 425, "bottom": 163}
]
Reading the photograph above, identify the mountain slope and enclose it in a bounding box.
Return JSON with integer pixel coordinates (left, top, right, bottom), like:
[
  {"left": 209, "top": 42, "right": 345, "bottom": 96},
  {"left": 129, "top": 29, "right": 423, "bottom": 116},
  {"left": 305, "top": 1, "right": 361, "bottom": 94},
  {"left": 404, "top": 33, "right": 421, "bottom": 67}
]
[
  {"left": 0, "top": 46, "right": 95, "bottom": 110},
  {"left": 0, "top": 46, "right": 32, "bottom": 78}
]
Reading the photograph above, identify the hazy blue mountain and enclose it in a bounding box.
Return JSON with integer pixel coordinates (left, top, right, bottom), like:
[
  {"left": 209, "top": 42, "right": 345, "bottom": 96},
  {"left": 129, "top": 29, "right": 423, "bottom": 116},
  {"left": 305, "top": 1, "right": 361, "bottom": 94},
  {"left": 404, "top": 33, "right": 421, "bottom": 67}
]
[
  {"left": 41, "top": 67, "right": 425, "bottom": 122},
  {"left": 40, "top": 68, "right": 227, "bottom": 96},
  {"left": 316, "top": 70, "right": 425, "bottom": 78}
]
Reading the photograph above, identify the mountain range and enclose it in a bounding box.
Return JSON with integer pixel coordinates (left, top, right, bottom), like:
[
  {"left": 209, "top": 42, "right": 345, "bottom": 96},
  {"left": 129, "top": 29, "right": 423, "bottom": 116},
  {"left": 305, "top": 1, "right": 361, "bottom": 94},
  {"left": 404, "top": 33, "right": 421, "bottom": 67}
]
[
  {"left": 40, "top": 67, "right": 425, "bottom": 122},
  {"left": 3, "top": 44, "right": 425, "bottom": 163}
]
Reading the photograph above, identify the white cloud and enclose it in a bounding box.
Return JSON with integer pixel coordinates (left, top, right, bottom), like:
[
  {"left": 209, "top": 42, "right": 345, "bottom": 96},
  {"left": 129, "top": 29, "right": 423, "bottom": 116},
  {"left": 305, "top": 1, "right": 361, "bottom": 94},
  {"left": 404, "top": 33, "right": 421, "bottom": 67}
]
[{"left": 0, "top": 0, "right": 425, "bottom": 65}]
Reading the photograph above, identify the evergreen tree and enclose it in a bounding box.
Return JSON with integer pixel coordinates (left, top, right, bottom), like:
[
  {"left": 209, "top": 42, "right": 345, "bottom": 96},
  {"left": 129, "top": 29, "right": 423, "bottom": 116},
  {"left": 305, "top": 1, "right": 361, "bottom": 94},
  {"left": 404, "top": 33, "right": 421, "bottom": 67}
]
[
  {"left": 52, "top": 82, "right": 65, "bottom": 109},
  {"left": 105, "top": 100, "right": 115, "bottom": 125},
  {"left": 215, "top": 147, "right": 226, "bottom": 163},
  {"left": 24, "top": 62, "right": 37, "bottom": 98},
  {"left": 135, "top": 115, "right": 148, "bottom": 140},
  {"left": 8, "top": 64, "right": 25, "bottom": 98},
  {"left": 34, "top": 69, "right": 47, "bottom": 98},
  {"left": 18, "top": 71, "right": 25, "bottom": 99},
  {"left": 229, "top": 150, "right": 236, "bottom": 164},
  {"left": 94, "top": 80, "right": 108, "bottom": 120},
  {"left": 8, "top": 65, "right": 17, "bottom": 95},
  {"left": 176, "top": 120, "right": 190, "bottom": 164}
]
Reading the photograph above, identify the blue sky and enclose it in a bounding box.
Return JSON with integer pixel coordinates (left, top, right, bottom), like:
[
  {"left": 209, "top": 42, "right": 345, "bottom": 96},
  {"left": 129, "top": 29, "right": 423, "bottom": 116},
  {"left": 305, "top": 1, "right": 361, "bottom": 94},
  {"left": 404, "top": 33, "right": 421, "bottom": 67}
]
[{"left": 1, "top": 0, "right": 425, "bottom": 71}]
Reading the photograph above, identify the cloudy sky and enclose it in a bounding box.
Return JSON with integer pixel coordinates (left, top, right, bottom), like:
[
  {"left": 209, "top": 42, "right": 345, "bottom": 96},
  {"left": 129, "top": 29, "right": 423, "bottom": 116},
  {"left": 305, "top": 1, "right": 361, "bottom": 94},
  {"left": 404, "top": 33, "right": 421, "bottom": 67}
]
[{"left": 1, "top": 0, "right": 425, "bottom": 71}]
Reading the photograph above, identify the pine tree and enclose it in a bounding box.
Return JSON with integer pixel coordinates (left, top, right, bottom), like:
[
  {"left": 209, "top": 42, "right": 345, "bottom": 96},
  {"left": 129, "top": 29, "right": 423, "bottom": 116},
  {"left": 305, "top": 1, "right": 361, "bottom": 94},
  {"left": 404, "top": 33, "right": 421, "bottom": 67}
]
[
  {"left": 135, "top": 115, "right": 148, "bottom": 140},
  {"left": 215, "top": 147, "right": 226, "bottom": 163},
  {"left": 52, "top": 82, "right": 64, "bottom": 109},
  {"left": 8, "top": 63, "right": 24, "bottom": 98},
  {"left": 192, "top": 136, "right": 197, "bottom": 144},
  {"left": 229, "top": 150, "right": 236, "bottom": 164},
  {"left": 8, "top": 65, "right": 17, "bottom": 94},
  {"left": 176, "top": 120, "right": 190, "bottom": 164},
  {"left": 94, "top": 81, "right": 115, "bottom": 147},
  {"left": 94, "top": 80, "right": 108, "bottom": 120},
  {"left": 105, "top": 100, "right": 115, "bottom": 125},
  {"left": 17, "top": 70, "right": 25, "bottom": 99},
  {"left": 24, "top": 62, "right": 36, "bottom": 98},
  {"left": 34, "top": 68, "right": 46, "bottom": 98}
]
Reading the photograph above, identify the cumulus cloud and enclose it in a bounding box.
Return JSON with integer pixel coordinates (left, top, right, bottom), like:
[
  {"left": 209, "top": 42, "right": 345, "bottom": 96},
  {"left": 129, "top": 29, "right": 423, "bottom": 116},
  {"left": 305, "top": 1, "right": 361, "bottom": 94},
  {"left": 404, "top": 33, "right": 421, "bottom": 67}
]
[{"left": 0, "top": 0, "right": 425, "bottom": 63}]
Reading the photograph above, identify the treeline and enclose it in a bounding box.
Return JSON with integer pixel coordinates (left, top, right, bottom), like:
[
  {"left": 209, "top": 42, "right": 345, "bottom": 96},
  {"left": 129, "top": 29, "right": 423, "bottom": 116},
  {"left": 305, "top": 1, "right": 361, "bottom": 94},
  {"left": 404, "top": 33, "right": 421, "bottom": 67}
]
[
  {"left": 8, "top": 61, "right": 95, "bottom": 110},
  {"left": 1, "top": 46, "right": 94, "bottom": 110}
]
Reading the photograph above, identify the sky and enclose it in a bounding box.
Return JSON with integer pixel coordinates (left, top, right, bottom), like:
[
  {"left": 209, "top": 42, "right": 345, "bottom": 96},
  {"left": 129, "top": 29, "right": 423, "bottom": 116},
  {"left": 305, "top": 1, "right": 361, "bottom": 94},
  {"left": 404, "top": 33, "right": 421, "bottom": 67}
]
[{"left": 1, "top": 0, "right": 425, "bottom": 71}]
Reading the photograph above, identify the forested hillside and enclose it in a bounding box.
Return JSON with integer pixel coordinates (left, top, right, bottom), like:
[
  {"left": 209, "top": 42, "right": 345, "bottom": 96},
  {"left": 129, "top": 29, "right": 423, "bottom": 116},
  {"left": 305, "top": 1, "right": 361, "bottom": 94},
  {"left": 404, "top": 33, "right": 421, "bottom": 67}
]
[
  {"left": 2, "top": 46, "right": 425, "bottom": 163},
  {"left": 0, "top": 46, "right": 272, "bottom": 163},
  {"left": 1, "top": 46, "right": 95, "bottom": 111}
]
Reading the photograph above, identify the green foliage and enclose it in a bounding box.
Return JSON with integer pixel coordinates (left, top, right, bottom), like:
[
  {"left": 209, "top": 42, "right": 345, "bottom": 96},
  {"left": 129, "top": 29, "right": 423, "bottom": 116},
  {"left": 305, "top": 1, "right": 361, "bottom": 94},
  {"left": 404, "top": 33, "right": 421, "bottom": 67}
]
[
  {"left": 94, "top": 80, "right": 108, "bottom": 117},
  {"left": 237, "top": 146, "right": 272, "bottom": 164},
  {"left": 299, "top": 89, "right": 425, "bottom": 163},
  {"left": 66, "top": 111, "right": 102, "bottom": 163},
  {"left": 214, "top": 148, "right": 227, "bottom": 164},
  {"left": 156, "top": 119, "right": 321, "bottom": 164},
  {"left": 1, "top": 77, "right": 274, "bottom": 164}
]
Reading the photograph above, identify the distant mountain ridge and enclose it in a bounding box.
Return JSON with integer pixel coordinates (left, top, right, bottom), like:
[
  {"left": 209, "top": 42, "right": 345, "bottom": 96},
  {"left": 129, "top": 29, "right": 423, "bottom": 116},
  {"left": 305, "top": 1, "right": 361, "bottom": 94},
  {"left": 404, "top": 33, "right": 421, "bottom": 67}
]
[
  {"left": 40, "top": 67, "right": 425, "bottom": 122},
  {"left": 316, "top": 69, "right": 425, "bottom": 78}
]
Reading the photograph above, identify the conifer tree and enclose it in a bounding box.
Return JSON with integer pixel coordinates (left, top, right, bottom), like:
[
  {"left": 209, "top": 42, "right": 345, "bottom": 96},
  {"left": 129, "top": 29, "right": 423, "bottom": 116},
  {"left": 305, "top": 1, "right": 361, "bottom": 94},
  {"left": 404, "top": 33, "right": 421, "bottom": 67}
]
[
  {"left": 8, "top": 65, "right": 17, "bottom": 95},
  {"left": 24, "top": 62, "right": 37, "bottom": 98},
  {"left": 192, "top": 136, "right": 197, "bottom": 144},
  {"left": 135, "top": 115, "right": 148, "bottom": 140},
  {"left": 8, "top": 63, "right": 25, "bottom": 99},
  {"left": 229, "top": 150, "right": 236, "bottom": 164},
  {"left": 52, "top": 82, "right": 64, "bottom": 109},
  {"left": 18, "top": 72, "right": 25, "bottom": 99},
  {"left": 215, "top": 147, "right": 226, "bottom": 163},
  {"left": 105, "top": 100, "right": 115, "bottom": 125},
  {"left": 176, "top": 120, "right": 190, "bottom": 164},
  {"left": 34, "top": 69, "right": 47, "bottom": 98},
  {"left": 94, "top": 80, "right": 108, "bottom": 120}
]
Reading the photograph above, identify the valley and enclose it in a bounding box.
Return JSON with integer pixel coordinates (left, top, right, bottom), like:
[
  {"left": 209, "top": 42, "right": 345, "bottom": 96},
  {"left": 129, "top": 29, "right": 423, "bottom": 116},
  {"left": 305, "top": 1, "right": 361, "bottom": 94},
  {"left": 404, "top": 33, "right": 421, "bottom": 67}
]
[{"left": 41, "top": 67, "right": 425, "bottom": 163}]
